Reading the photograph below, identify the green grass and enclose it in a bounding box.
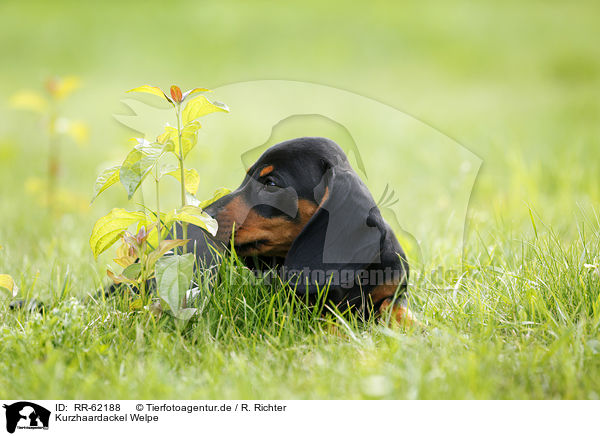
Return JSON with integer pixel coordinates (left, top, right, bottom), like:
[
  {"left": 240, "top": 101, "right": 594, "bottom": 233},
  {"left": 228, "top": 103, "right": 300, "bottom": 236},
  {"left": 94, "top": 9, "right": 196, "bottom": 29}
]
[
  {"left": 1, "top": 0, "right": 600, "bottom": 399},
  {"left": 1, "top": 216, "right": 599, "bottom": 399}
]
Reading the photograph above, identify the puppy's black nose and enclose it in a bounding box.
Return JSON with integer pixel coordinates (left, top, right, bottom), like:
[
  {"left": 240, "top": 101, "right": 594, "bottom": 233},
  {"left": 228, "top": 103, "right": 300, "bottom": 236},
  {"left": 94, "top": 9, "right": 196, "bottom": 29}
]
[
  {"left": 203, "top": 202, "right": 218, "bottom": 219},
  {"left": 203, "top": 191, "right": 235, "bottom": 219}
]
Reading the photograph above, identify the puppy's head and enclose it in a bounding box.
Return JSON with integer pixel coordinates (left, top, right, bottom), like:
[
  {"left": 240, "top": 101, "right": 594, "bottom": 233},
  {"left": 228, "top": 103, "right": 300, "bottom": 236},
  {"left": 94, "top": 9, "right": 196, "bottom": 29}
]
[{"left": 204, "top": 137, "right": 347, "bottom": 257}]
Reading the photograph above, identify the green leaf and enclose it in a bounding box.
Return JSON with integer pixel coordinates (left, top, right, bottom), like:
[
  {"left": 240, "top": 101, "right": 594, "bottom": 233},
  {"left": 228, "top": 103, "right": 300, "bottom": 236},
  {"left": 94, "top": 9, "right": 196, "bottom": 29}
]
[
  {"left": 182, "top": 120, "right": 202, "bottom": 135},
  {"left": 89, "top": 208, "right": 146, "bottom": 258},
  {"left": 173, "top": 206, "right": 218, "bottom": 236},
  {"left": 107, "top": 269, "right": 137, "bottom": 285},
  {"left": 156, "top": 122, "right": 201, "bottom": 158},
  {"left": 156, "top": 125, "right": 180, "bottom": 155},
  {"left": 144, "top": 209, "right": 177, "bottom": 246},
  {"left": 129, "top": 297, "right": 144, "bottom": 310},
  {"left": 92, "top": 165, "right": 120, "bottom": 202},
  {"left": 158, "top": 164, "right": 178, "bottom": 179},
  {"left": 198, "top": 187, "right": 231, "bottom": 209},
  {"left": 0, "top": 274, "right": 18, "bottom": 297},
  {"left": 155, "top": 253, "right": 195, "bottom": 314},
  {"left": 127, "top": 85, "right": 172, "bottom": 103},
  {"left": 174, "top": 307, "right": 197, "bottom": 322},
  {"left": 145, "top": 239, "right": 189, "bottom": 272},
  {"left": 166, "top": 168, "right": 200, "bottom": 195},
  {"left": 182, "top": 95, "right": 229, "bottom": 126},
  {"left": 122, "top": 263, "right": 142, "bottom": 281},
  {"left": 185, "top": 193, "right": 201, "bottom": 207},
  {"left": 179, "top": 122, "right": 200, "bottom": 157},
  {"left": 119, "top": 142, "right": 164, "bottom": 199},
  {"left": 156, "top": 125, "right": 177, "bottom": 150}
]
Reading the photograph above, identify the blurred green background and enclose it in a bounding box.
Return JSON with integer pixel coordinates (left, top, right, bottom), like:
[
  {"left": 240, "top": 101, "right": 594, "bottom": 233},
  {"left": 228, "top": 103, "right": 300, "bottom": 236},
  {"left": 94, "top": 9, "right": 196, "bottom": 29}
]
[{"left": 1, "top": 0, "right": 599, "bottom": 290}]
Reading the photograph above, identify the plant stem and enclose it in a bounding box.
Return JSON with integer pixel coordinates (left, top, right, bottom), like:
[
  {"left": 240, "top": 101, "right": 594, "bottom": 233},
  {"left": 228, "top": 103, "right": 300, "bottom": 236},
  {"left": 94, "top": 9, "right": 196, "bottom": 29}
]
[
  {"left": 155, "top": 168, "right": 161, "bottom": 246},
  {"left": 139, "top": 243, "right": 147, "bottom": 303},
  {"left": 176, "top": 106, "right": 186, "bottom": 208},
  {"left": 175, "top": 104, "right": 188, "bottom": 250}
]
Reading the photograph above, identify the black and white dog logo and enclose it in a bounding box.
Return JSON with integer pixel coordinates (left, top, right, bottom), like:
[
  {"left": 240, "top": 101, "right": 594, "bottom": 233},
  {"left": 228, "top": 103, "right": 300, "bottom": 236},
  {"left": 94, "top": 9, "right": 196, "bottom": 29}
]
[{"left": 3, "top": 402, "right": 50, "bottom": 433}]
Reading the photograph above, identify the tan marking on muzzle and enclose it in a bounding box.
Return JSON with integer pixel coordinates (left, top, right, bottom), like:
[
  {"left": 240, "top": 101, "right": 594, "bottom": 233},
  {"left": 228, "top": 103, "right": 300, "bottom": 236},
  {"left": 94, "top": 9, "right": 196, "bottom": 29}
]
[{"left": 214, "top": 195, "right": 318, "bottom": 257}]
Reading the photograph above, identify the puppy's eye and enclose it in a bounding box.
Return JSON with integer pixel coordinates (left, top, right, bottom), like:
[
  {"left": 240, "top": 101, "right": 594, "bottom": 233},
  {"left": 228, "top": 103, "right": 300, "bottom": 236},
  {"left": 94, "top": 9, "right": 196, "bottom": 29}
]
[{"left": 264, "top": 177, "right": 278, "bottom": 187}]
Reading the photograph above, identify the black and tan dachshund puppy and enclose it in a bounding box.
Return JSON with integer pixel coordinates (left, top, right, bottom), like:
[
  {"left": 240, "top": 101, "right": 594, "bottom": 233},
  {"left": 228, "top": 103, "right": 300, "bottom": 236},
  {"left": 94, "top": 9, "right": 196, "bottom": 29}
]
[
  {"left": 11, "top": 137, "right": 414, "bottom": 324},
  {"left": 189, "top": 137, "right": 414, "bottom": 324}
]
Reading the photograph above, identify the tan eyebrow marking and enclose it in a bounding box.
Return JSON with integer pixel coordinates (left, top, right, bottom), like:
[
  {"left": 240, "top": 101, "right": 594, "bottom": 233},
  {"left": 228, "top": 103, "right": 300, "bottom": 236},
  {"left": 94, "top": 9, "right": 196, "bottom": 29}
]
[{"left": 259, "top": 165, "right": 274, "bottom": 177}]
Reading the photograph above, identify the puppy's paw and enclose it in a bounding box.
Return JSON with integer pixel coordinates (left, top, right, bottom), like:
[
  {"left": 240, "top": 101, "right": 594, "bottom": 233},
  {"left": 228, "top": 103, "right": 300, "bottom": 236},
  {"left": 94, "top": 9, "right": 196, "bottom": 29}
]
[{"left": 379, "top": 298, "right": 420, "bottom": 329}]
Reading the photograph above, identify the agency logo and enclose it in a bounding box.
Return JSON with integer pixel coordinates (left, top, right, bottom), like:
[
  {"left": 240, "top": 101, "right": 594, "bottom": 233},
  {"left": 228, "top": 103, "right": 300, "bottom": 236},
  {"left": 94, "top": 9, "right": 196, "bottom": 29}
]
[
  {"left": 114, "top": 80, "right": 482, "bottom": 298},
  {"left": 2, "top": 402, "right": 50, "bottom": 434},
  {"left": 114, "top": 80, "right": 480, "bottom": 270}
]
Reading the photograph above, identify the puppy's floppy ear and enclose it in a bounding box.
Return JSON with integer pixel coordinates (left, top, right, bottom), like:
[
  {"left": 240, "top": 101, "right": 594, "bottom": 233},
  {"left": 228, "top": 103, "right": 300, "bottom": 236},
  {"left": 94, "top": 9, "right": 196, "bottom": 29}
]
[{"left": 284, "top": 161, "right": 383, "bottom": 294}]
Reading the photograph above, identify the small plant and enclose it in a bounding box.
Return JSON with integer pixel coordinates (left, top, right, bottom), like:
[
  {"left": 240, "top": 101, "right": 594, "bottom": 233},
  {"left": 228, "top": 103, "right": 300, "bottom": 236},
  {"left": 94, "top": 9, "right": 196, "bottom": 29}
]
[
  {"left": 10, "top": 76, "right": 89, "bottom": 213},
  {"left": 90, "top": 84, "right": 229, "bottom": 321}
]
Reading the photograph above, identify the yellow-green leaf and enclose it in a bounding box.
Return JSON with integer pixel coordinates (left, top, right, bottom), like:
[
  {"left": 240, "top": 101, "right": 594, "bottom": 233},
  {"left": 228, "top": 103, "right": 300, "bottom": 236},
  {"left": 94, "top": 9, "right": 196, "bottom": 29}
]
[
  {"left": 122, "top": 263, "right": 142, "bottom": 281},
  {"left": 138, "top": 208, "right": 177, "bottom": 249},
  {"left": 90, "top": 208, "right": 146, "bottom": 258},
  {"left": 156, "top": 125, "right": 177, "bottom": 151},
  {"left": 173, "top": 206, "right": 218, "bottom": 236},
  {"left": 48, "top": 76, "right": 81, "bottom": 100},
  {"left": 107, "top": 269, "right": 137, "bottom": 285},
  {"left": 0, "top": 274, "right": 18, "bottom": 297},
  {"left": 198, "top": 187, "right": 232, "bottom": 209},
  {"left": 157, "top": 122, "right": 200, "bottom": 158},
  {"left": 155, "top": 253, "right": 195, "bottom": 314},
  {"left": 182, "top": 87, "right": 211, "bottom": 101},
  {"left": 145, "top": 239, "right": 189, "bottom": 271},
  {"left": 127, "top": 85, "right": 171, "bottom": 103},
  {"left": 119, "top": 142, "right": 164, "bottom": 199},
  {"left": 183, "top": 120, "right": 202, "bottom": 135},
  {"left": 114, "top": 255, "right": 136, "bottom": 268},
  {"left": 129, "top": 297, "right": 145, "bottom": 310},
  {"left": 67, "top": 120, "right": 89, "bottom": 146},
  {"left": 158, "top": 164, "right": 178, "bottom": 179},
  {"left": 182, "top": 95, "right": 229, "bottom": 125},
  {"left": 114, "top": 238, "right": 137, "bottom": 268},
  {"left": 92, "top": 165, "right": 121, "bottom": 201},
  {"left": 180, "top": 122, "right": 200, "bottom": 157},
  {"left": 166, "top": 168, "right": 200, "bottom": 195},
  {"left": 10, "top": 90, "right": 48, "bottom": 112}
]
